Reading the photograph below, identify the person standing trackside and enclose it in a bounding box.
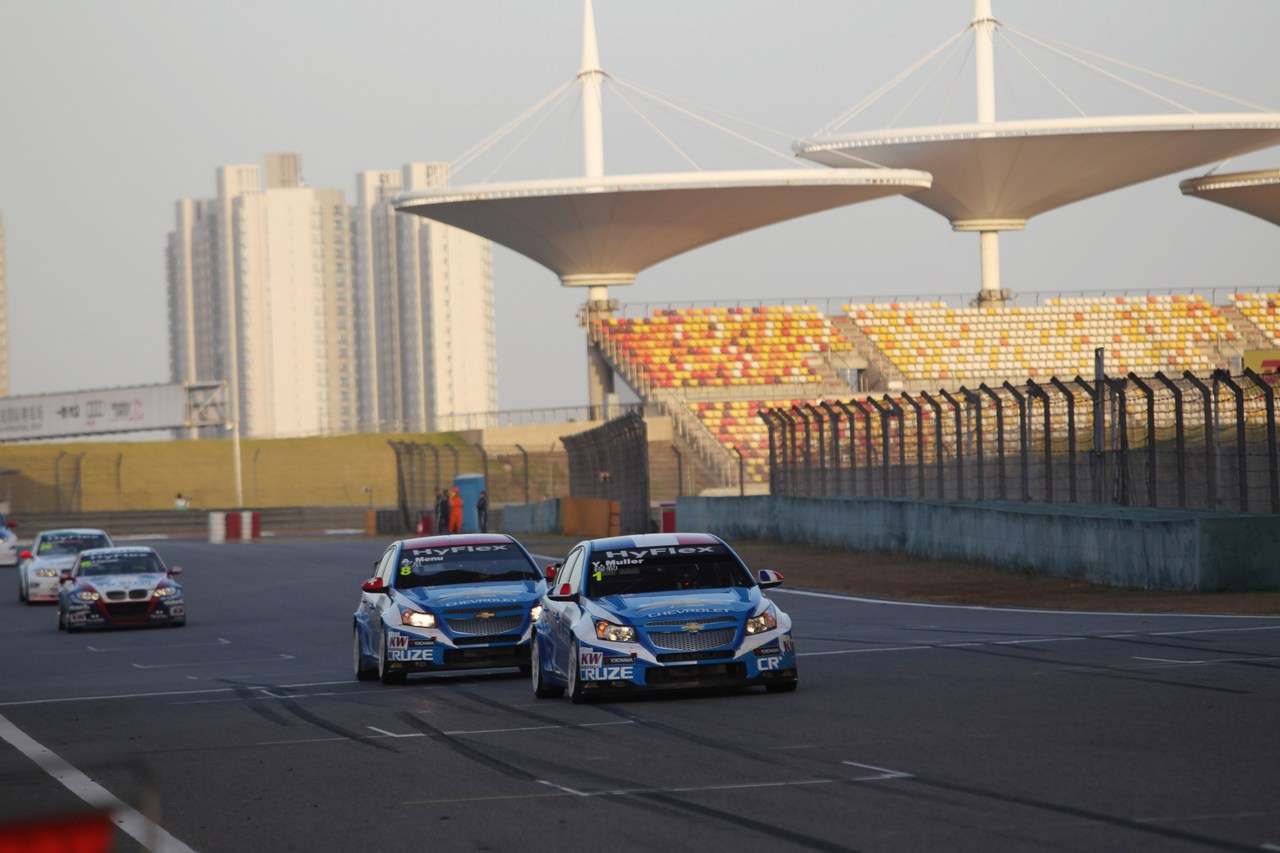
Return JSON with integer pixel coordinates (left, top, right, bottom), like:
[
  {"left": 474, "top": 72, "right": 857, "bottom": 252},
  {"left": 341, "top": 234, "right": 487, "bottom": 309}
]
[
  {"left": 476, "top": 490, "right": 488, "bottom": 533},
  {"left": 448, "top": 487, "right": 463, "bottom": 534},
  {"left": 435, "top": 490, "right": 449, "bottom": 535}
]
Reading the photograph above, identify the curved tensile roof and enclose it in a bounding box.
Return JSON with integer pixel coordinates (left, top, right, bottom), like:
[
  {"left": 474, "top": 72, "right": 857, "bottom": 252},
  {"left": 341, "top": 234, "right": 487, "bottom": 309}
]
[
  {"left": 393, "top": 169, "right": 931, "bottom": 286},
  {"left": 1179, "top": 169, "right": 1280, "bottom": 227},
  {"left": 795, "top": 114, "right": 1280, "bottom": 229}
]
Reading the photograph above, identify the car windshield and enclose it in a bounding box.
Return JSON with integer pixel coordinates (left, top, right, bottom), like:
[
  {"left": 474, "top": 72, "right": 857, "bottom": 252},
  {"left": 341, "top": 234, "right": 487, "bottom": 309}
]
[
  {"left": 80, "top": 554, "right": 164, "bottom": 576},
  {"left": 585, "top": 544, "right": 753, "bottom": 598},
  {"left": 395, "top": 543, "right": 541, "bottom": 589},
  {"left": 39, "top": 534, "right": 110, "bottom": 555}
]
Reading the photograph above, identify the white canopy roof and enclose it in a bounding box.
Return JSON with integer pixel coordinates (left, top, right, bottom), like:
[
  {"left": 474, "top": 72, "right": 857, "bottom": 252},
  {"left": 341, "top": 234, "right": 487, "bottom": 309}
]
[
  {"left": 393, "top": 168, "right": 930, "bottom": 286},
  {"left": 796, "top": 114, "right": 1280, "bottom": 231},
  {"left": 1180, "top": 169, "right": 1280, "bottom": 228}
]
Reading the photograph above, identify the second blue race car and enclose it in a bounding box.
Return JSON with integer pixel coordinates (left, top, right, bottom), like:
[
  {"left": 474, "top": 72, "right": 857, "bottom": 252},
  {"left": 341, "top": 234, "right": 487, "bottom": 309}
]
[
  {"left": 532, "top": 532, "right": 797, "bottom": 702},
  {"left": 353, "top": 533, "right": 547, "bottom": 684}
]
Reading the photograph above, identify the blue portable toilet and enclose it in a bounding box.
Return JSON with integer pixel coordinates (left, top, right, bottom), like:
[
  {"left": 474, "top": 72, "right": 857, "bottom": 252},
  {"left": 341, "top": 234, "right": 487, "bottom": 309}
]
[{"left": 453, "top": 473, "right": 486, "bottom": 533}]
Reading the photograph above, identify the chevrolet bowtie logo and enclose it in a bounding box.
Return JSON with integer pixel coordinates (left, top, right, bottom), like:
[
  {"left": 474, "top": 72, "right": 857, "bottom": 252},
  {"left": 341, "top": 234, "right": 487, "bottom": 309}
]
[
  {"left": 682, "top": 623, "right": 705, "bottom": 633},
  {"left": 476, "top": 612, "right": 495, "bottom": 619}
]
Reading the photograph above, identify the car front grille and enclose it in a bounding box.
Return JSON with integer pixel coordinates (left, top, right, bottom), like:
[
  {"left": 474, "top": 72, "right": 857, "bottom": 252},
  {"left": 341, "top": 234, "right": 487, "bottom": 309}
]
[
  {"left": 102, "top": 601, "right": 152, "bottom": 623},
  {"left": 644, "top": 662, "right": 745, "bottom": 686},
  {"left": 104, "top": 589, "right": 151, "bottom": 601},
  {"left": 656, "top": 650, "right": 735, "bottom": 663},
  {"left": 645, "top": 627, "right": 736, "bottom": 651},
  {"left": 446, "top": 615, "right": 523, "bottom": 635},
  {"left": 442, "top": 646, "right": 529, "bottom": 666},
  {"left": 453, "top": 634, "right": 521, "bottom": 646}
]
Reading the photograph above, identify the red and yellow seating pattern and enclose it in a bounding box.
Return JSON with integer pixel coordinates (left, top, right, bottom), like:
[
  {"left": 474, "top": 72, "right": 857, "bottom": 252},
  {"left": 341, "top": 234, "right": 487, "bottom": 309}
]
[
  {"left": 598, "top": 305, "right": 852, "bottom": 389},
  {"left": 1232, "top": 293, "right": 1280, "bottom": 346},
  {"left": 845, "top": 295, "right": 1229, "bottom": 382}
]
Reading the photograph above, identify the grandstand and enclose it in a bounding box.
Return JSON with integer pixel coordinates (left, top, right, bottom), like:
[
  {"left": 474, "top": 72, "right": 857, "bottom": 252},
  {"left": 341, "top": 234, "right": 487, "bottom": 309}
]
[{"left": 591, "top": 291, "right": 1280, "bottom": 490}]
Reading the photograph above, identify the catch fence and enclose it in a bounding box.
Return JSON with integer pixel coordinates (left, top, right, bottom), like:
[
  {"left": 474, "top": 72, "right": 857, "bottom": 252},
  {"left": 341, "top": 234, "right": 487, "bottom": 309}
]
[
  {"left": 763, "top": 369, "right": 1280, "bottom": 514},
  {"left": 562, "top": 412, "right": 651, "bottom": 534}
]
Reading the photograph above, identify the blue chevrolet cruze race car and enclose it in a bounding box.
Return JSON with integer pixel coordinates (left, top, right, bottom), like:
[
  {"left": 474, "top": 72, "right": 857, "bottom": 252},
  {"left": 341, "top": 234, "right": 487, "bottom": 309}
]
[
  {"left": 354, "top": 534, "right": 547, "bottom": 684},
  {"left": 531, "top": 532, "right": 797, "bottom": 702}
]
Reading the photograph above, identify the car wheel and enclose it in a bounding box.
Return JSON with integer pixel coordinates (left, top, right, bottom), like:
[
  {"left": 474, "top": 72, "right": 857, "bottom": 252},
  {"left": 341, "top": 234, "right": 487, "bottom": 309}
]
[
  {"left": 377, "top": 629, "right": 406, "bottom": 685},
  {"left": 766, "top": 679, "right": 798, "bottom": 694},
  {"left": 18, "top": 573, "right": 26, "bottom": 603},
  {"left": 57, "top": 608, "right": 66, "bottom": 631},
  {"left": 531, "top": 632, "right": 564, "bottom": 699},
  {"left": 567, "top": 639, "right": 591, "bottom": 705},
  {"left": 354, "top": 625, "right": 377, "bottom": 682}
]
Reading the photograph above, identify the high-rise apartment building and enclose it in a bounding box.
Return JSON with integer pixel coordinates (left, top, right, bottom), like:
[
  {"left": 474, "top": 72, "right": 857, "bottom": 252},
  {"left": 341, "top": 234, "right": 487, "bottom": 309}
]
[
  {"left": 0, "top": 214, "right": 10, "bottom": 397},
  {"left": 167, "top": 153, "right": 354, "bottom": 437},
  {"left": 352, "top": 163, "right": 496, "bottom": 432}
]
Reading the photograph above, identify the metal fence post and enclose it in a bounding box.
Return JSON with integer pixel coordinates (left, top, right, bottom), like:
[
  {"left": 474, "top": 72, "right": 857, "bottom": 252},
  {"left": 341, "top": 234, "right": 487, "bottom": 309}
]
[
  {"left": 671, "top": 445, "right": 684, "bottom": 497},
  {"left": 514, "top": 443, "right": 531, "bottom": 505},
  {"left": 793, "top": 406, "right": 813, "bottom": 496},
  {"left": 960, "top": 387, "right": 984, "bottom": 500},
  {"left": 865, "top": 397, "right": 893, "bottom": 496},
  {"left": 849, "top": 398, "right": 875, "bottom": 497},
  {"left": 1049, "top": 378, "right": 1078, "bottom": 504},
  {"left": 940, "top": 389, "right": 964, "bottom": 500},
  {"left": 1108, "top": 377, "right": 1132, "bottom": 507},
  {"left": 979, "top": 384, "right": 1008, "bottom": 500},
  {"left": 836, "top": 401, "right": 859, "bottom": 496},
  {"left": 1027, "top": 380, "right": 1053, "bottom": 503},
  {"left": 762, "top": 411, "right": 780, "bottom": 496},
  {"left": 1183, "top": 372, "right": 1217, "bottom": 511},
  {"left": 901, "top": 393, "right": 926, "bottom": 498},
  {"left": 1215, "top": 371, "right": 1249, "bottom": 512},
  {"left": 1127, "top": 374, "right": 1157, "bottom": 507},
  {"left": 1002, "top": 382, "right": 1030, "bottom": 501},
  {"left": 806, "top": 403, "right": 827, "bottom": 497},
  {"left": 1243, "top": 368, "right": 1279, "bottom": 514},
  {"left": 1152, "top": 373, "right": 1186, "bottom": 508},
  {"left": 821, "top": 401, "right": 842, "bottom": 496},
  {"left": 920, "top": 392, "right": 945, "bottom": 498}
]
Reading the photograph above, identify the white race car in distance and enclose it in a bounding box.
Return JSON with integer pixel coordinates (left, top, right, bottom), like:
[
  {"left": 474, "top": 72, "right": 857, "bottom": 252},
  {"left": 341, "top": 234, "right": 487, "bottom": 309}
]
[{"left": 19, "top": 528, "right": 113, "bottom": 603}]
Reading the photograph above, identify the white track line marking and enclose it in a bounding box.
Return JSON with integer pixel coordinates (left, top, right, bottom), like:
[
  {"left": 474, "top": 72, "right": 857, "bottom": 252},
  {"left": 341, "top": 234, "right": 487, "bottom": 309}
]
[
  {"left": 131, "top": 654, "right": 294, "bottom": 669},
  {"left": 267, "top": 720, "right": 634, "bottom": 746},
  {"left": 842, "top": 760, "right": 914, "bottom": 781},
  {"left": 0, "top": 713, "right": 196, "bottom": 852},
  {"left": 367, "top": 726, "right": 425, "bottom": 739},
  {"left": 772, "top": 587, "right": 1280, "bottom": 618},
  {"left": 88, "top": 638, "right": 232, "bottom": 652},
  {"left": 0, "top": 679, "right": 359, "bottom": 708}
]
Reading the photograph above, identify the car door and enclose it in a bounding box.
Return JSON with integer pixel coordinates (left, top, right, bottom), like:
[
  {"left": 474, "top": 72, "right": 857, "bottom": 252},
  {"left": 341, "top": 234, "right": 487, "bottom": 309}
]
[
  {"left": 365, "top": 545, "right": 399, "bottom": 651},
  {"left": 547, "top": 547, "right": 585, "bottom": 678}
]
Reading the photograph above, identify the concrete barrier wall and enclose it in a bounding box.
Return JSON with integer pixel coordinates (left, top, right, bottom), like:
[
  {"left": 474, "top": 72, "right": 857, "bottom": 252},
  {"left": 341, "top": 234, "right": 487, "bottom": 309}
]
[
  {"left": 502, "top": 499, "right": 562, "bottom": 536},
  {"left": 677, "top": 495, "right": 1280, "bottom": 592}
]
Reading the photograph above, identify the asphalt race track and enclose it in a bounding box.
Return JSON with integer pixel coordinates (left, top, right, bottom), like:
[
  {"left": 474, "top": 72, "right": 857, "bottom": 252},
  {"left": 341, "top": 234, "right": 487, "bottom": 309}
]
[{"left": 1, "top": 538, "right": 1278, "bottom": 852}]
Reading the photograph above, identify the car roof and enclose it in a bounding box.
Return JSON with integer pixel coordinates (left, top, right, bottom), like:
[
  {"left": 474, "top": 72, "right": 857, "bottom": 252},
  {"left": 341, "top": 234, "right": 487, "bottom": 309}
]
[
  {"left": 584, "top": 533, "right": 724, "bottom": 551},
  {"left": 78, "top": 546, "right": 157, "bottom": 557},
  {"left": 37, "top": 528, "right": 110, "bottom": 538},
  {"left": 398, "top": 533, "right": 521, "bottom": 549}
]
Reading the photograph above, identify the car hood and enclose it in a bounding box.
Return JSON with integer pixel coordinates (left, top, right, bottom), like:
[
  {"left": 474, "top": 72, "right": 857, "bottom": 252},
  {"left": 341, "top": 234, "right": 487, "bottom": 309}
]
[
  {"left": 591, "top": 587, "right": 762, "bottom": 624},
  {"left": 32, "top": 554, "right": 79, "bottom": 570},
  {"left": 395, "top": 581, "right": 543, "bottom": 611},
  {"left": 79, "top": 573, "right": 170, "bottom": 592}
]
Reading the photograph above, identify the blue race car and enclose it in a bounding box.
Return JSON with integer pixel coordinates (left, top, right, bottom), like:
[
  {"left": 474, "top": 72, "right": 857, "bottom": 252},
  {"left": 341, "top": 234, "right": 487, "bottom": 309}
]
[
  {"left": 531, "top": 533, "right": 797, "bottom": 702},
  {"left": 353, "top": 533, "right": 547, "bottom": 684}
]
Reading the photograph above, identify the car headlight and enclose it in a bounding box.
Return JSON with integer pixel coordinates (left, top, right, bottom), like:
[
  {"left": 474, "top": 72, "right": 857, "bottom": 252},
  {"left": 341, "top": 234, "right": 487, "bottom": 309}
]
[
  {"left": 530, "top": 604, "right": 543, "bottom": 623},
  {"left": 745, "top": 608, "right": 778, "bottom": 635},
  {"left": 153, "top": 586, "right": 178, "bottom": 598},
  {"left": 75, "top": 591, "right": 100, "bottom": 602},
  {"left": 35, "top": 568, "right": 59, "bottom": 577},
  {"left": 402, "top": 609, "right": 436, "bottom": 629},
  {"left": 595, "top": 620, "right": 636, "bottom": 643}
]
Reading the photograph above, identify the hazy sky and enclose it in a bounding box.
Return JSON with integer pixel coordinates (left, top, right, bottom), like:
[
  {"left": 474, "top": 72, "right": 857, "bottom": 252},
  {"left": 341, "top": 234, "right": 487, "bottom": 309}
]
[{"left": 3, "top": 1, "right": 1279, "bottom": 413}]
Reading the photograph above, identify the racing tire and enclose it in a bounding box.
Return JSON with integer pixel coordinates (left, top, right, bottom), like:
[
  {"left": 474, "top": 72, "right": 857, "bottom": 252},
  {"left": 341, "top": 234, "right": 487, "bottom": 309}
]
[
  {"left": 531, "top": 633, "right": 564, "bottom": 699},
  {"left": 354, "top": 626, "right": 377, "bottom": 682},
  {"left": 567, "top": 640, "right": 592, "bottom": 705},
  {"left": 19, "top": 575, "right": 27, "bottom": 603},
  {"left": 766, "top": 679, "right": 798, "bottom": 694},
  {"left": 377, "top": 629, "right": 407, "bottom": 685},
  {"left": 57, "top": 608, "right": 66, "bottom": 631}
]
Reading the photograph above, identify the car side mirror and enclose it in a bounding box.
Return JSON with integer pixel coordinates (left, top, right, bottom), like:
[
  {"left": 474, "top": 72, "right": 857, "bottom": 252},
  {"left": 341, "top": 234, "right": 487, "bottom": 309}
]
[
  {"left": 7, "top": 521, "right": 16, "bottom": 529},
  {"left": 361, "top": 577, "right": 388, "bottom": 594},
  {"left": 19, "top": 550, "right": 31, "bottom": 560},
  {"left": 757, "top": 569, "right": 784, "bottom": 589},
  {"left": 544, "top": 563, "right": 561, "bottom": 582},
  {"left": 547, "top": 582, "right": 578, "bottom": 603},
  {"left": 59, "top": 570, "right": 73, "bottom": 582},
  {"left": 168, "top": 566, "right": 184, "bottom": 576}
]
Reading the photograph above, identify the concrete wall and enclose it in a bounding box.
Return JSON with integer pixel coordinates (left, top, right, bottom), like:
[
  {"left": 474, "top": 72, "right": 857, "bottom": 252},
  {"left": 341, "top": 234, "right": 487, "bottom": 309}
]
[
  {"left": 677, "top": 495, "right": 1280, "bottom": 592},
  {"left": 502, "top": 499, "right": 562, "bottom": 536}
]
